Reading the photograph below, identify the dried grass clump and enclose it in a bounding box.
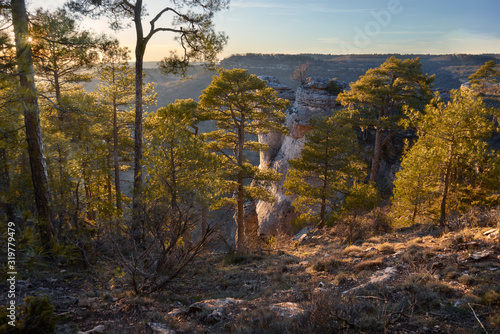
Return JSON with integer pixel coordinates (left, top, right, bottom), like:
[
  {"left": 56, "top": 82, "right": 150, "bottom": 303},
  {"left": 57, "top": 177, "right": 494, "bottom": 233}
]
[
  {"left": 376, "top": 242, "right": 395, "bottom": 254},
  {"left": 354, "top": 257, "right": 384, "bottom": 271},
  {"left": 342, "top": 245, "right": 363, "bottom": 257}
]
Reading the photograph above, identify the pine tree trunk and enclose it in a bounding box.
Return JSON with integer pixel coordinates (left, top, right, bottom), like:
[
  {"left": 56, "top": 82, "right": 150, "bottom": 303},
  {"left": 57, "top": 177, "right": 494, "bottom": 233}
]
[
  {"left": 440, "top": 141, "right": 455, "bottom": 227},
  {"left": 112, "top": 99, "right": 122, "bottom": 211},
  {"left": 132, "top": 0, "right": 145, "bottom": 243},
  {"left": 236, "top": 121, "right": 247, "bottom": 251},
  {"left": 370, "top": 128, "right": 383, "bottom": 184},
  {"left": 106, "top": 154, "right": 112, "bottom": 203},
  {"left": 113, "top": 97, "right": 122, "bottom": 211},
  {"left": 201, "top": 206, "right": 207, "bottom": 238},
  {"left": 12, "top": 0, "right": 55, "bottom": 249}
]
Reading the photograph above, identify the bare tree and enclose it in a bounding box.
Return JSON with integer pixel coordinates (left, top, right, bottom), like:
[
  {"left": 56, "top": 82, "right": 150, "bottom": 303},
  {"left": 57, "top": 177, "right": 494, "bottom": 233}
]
[{"left": 291, "top": 61, "right": 311, "bottom": 85}]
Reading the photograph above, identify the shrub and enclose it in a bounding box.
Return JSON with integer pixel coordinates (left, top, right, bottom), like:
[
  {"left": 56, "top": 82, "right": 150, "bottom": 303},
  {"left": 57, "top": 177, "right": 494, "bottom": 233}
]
[
  {"left": 313, "top": 258, "right": 345, "bottom": 273},
  {"left": 0, "top": 295, "right": 58, "bottom": 334},
  {"left": 458, "top": 274, "right": 475, "bottom": 286},
  {"left": 377, "top": 242, "right": 395, "bottom": 254},
  {"left": 326, "top": 79, "right": 344, "bottom": 95}
]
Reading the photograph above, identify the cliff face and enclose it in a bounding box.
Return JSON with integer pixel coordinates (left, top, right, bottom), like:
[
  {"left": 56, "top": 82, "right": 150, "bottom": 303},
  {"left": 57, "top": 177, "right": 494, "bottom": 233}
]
[{"left": 255, "top": 77, "right": 348, "bottom": 236}]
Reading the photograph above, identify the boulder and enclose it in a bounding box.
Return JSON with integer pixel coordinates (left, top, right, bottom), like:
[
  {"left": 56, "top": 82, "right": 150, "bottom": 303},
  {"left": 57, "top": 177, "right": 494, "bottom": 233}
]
[
  {"left": 78, "top": 325, "right": 106, "bottom": 334},
  {"left": 188, "top": 297, "right": 244, "bottom": 314},
  {"left": 146, "top": 323, "right": 176, "bottom": 334},
  {"left": 269, "top": 302, "right": 305, "bottom": 318},
  {"left": 342, "top": 266, "right": 398, "bottom": 296}
]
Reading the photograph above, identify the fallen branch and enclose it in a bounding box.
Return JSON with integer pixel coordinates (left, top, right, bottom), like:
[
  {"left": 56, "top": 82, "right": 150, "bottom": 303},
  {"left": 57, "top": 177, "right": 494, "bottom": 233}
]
[
  {"left": 468, "top": 303, "right": 489, "bottom": 334},
  {"left": 354, "top": 295, "right": 388, "bottom": 302}
]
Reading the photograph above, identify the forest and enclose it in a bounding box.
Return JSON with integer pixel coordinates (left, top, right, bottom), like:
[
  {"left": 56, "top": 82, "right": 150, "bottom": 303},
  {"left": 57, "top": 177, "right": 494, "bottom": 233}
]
[{"left": 1, "top": 1, "right": 500, "bottom": 333}]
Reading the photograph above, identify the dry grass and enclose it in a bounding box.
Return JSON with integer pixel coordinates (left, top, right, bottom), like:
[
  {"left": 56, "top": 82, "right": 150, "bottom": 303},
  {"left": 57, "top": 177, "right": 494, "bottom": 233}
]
[
  {"left": 342, "top": 244, "right": 363, "bottom": 257},
  {"left": 376, "top": 242, "right": 395, "bottom": 254},
  {"left": 354, "top": 256, "right": 385, "bottom": 271}
]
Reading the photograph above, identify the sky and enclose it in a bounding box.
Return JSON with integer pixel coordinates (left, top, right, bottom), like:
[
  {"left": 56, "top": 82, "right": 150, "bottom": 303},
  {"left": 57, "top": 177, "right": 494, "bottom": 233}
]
[{"left": 27, "top": 0, "right": 500, "bottom": 61}]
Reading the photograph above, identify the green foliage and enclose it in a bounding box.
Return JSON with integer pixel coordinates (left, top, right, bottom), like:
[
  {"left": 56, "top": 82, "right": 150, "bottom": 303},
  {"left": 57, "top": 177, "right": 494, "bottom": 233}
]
[
  {"left": 393, "top": 88, "right": 499, "bottom": 227},
  {"left": 337, "top": 56, "right": 435, "bottom": 183},
  {"left": 284, "top": 112, "right": 368, "bottom": 228},
  {"left": 30, "top": 8, "right": 105, "bottom": 101},
  {"left": 144, "top": 99, "right": 219, "bottom": 213},
  {"left": 198, "top": 68, "right": 289, "bottom": 249},
  {"left": 469, "top": 60, "right": 500, "bottom": 89},
  {"left": 0, "top": 295, "right": 56, "bottom": 333},
  {"left": 326, "top": 79, "right": 344, "bottom": 95}
]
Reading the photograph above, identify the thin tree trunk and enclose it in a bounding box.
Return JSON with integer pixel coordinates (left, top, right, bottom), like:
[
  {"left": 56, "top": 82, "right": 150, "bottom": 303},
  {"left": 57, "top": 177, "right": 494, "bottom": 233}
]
[
  {"left": 113, "top": 97, "right": 122, "bottom": 211},
  {"left": 370, "top": 128, "right": 383, "bottom": 184},
  {"left": 73, "top": 179, "right": 80, "bottom": 234},
  {"left": 318, "top": 195, "right": 326, "bottom": 229},
  {"left": 440, "top": 141, "right": 455, "bottom": 227},
  {"left": 106, "top": 154, "right": 112, "bottom": 203},
  {"left": 12, "top": 0, "right": 55, "bottom": 249},
  {"left": 236, "top": 121, "right": 247, "bottom": 251},
  {"left": 132, "top": 0, "right": 145, "bottom": 243},
  {"left": 201, "top": 206, "right": 207, "bottom": 238}
]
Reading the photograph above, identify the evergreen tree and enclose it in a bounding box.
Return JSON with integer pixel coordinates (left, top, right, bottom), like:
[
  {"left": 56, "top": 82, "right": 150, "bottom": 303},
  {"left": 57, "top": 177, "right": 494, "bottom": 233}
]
[
  {"left": 393, "top": 88, "right": 498, "bottom": 227},
  {"left": 11, "top": 0, "right": 55, "bottom": 249},
  {"left": 0, "top": 26, "right": 23, "bottom": 222},
  {"left": 127, "top": 99, "right": 221, "bottom": 291},
  {"left": 30, "top": 8, "right": 103, "bottom": 105},
  {"left": 67, "top": 0, "right": 229, "bottom": 240},
  {"left": 198, "top": 68, "right": 289, "bottom": 250},
  {"left": 284, "top": 112, "right": 368, "bottom": 228},
  {"left": 337, "top": 56, "right": 434, "bottom": 185},
  {"left": 391, "top": 137, "right": 444, "bottom": 225},
  {"left": 94, "top": 41, "right": 152, "bottom": 212},
  {"left": 469, "top": 60, "right": 500, "bottom": 92}
]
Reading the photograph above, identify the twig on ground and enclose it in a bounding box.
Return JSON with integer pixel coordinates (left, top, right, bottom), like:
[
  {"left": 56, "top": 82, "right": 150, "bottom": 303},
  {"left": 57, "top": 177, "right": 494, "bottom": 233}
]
[{"left": 468, "top": 303, "right": 489, "bottom": 334}]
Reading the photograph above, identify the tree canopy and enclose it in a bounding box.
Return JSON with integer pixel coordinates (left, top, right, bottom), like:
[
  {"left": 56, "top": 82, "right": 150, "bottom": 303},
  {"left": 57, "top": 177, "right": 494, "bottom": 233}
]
[
  {"left": 198, "top": 68, "right": 289, "bottom": 250},
  {"left": 337, "top": 56, "right": 435, "bottom": 186},
  {"left": 393, "top": 88, "right": 499, "bottom": 227},
  {"left": 284, "top": 112, "right": 368, "bottom": 228}
]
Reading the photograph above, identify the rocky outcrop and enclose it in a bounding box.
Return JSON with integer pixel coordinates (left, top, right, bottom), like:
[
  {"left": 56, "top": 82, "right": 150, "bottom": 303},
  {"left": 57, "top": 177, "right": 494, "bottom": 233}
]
[{"left": 256, "top": 77, "right": 348, "bottom": 236}]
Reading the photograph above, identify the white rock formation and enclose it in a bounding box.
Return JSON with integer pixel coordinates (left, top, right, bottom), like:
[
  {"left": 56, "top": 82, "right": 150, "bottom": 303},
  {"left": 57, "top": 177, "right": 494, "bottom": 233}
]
[{"left": 256, "top": 77, "right": 348, "bottom": 236}]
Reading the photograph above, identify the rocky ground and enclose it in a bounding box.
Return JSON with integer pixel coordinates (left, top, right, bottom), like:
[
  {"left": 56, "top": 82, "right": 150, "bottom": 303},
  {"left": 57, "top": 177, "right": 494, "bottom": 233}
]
[{"left": 5, "top": 211, "right": 500, "bottom": 334}]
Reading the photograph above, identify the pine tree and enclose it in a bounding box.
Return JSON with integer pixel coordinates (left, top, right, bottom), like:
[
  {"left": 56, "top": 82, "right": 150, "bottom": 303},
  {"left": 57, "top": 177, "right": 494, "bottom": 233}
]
[
  {"left": 30, "top": 8, "right": 103, "bottom": 105},
  {"left": 140, "top": 99, "right": 220, "bottom": 291},
  {"left": 393, "top": 88, "right": 498, "bottom": 227},
  {"left": 93, "top": 41, "right": 153, "bottom": 212},
  {"left": 337, "top": 56, "right": 434, "bottom": 185},
  {"left": 198, "top": 68, "right": 289, "bottom": 250},
  {"left": 67, "top": 0, "right": 229, "bottom": 241},
  {"left": 469, "top": 60, "right": 500, "bottom": 92},
  {"left": 284, "top": 112, "right": 368, "bottom": 228},
  {"left": 11, "top": 0, "right": 55, "bottom": 249},
  {"left": 391, "top": 137, "right": 443, "bottom": 225}
]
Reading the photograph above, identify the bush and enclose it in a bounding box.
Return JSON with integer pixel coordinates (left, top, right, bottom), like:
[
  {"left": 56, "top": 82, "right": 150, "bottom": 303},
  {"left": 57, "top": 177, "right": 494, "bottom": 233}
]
[
  {"left": 313, "top": 258, "right": 345, "bottom": 273},
  {"left": 0, "top": 295, "right": 57, "bottom": 334},
  {"left": 326, "top": 80, "right": 344, "bottom": 95}
]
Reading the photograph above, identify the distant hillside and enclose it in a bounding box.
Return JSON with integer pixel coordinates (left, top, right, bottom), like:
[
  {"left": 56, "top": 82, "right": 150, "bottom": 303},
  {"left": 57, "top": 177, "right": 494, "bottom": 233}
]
[
  {"left": 85, "top": 54, "right": 500, "bottom": 114},
  {"left": 220, "top": 53, "right": 500, "bottom": 91},
  {"left": 140, "top": 53, "right": 499, "bottom": 111}
]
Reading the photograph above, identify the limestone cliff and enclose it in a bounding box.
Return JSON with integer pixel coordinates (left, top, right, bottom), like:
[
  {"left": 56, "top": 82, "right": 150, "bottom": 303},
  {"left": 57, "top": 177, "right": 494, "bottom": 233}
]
[{"left": 255, "top": 77, "right": 348, "bottom": 236}]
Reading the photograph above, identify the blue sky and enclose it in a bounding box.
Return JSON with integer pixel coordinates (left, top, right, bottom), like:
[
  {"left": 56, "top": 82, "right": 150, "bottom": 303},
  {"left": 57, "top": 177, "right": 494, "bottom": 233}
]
[{"left": 28, "top": 0, "right": 500, "bottom": 60}]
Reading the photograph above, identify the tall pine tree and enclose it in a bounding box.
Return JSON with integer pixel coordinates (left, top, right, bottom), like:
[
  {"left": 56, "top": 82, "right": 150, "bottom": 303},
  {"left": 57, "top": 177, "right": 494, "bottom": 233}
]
[
  {"left": 393, "top": 88, "right": 498, "bottom": 227},
  {"left": 337, "top": 56, "right": 434, "bottom": 185},
  {"left": 284, "top": 112, "right": 368, "bottom": 228},
  {"left": 198, "top": 68, "right": 289, "bottom": 250}
]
